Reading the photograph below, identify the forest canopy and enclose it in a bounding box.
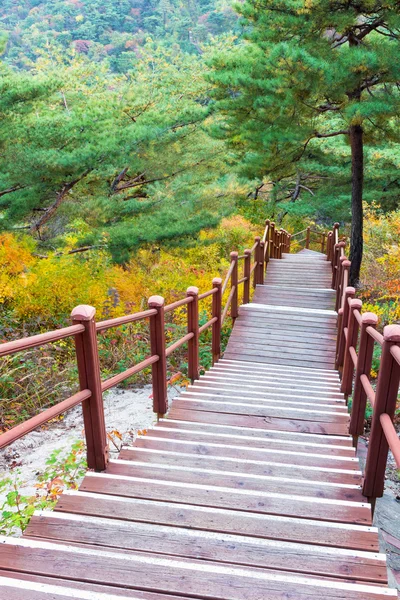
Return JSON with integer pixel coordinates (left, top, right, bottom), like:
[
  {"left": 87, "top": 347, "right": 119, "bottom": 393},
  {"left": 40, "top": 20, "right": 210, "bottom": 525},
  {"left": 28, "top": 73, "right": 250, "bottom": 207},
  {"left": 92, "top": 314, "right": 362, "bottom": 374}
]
[{"left": 0, "top": 1, "right": 400, "bottom": 282}]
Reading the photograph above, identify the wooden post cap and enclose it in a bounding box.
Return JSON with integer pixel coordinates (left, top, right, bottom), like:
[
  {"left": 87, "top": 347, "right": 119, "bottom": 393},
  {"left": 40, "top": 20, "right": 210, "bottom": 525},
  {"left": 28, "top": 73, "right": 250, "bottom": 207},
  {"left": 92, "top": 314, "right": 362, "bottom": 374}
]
[
  {"left": 338, "top": 241, "right": 346, "bottom": 248},
  {"left": 349, "top": 298, "right": 363, "bottom": 310},
  {"left": 383, "top": 324, "right": 400, "bottom": 343},
  {"left": 345, "top": 286, "right": 356, "bottom": 295},
  {"left": 270, "top": 222, "right": 275, "bottom": 227},
  {"left": 148, "top": 295, "right": 164, "bottom": 308},
  {"left": 342, "top": 260, "right": 351, "bottom": 268},
  {"left": 71, "top": 305, "right": 96, "bottom": 321},
  {"left": 230, "top": 251, "right": 239, "bottom": 260},
  {"left": 212, "top": 277, "right": 222, "bottom": 286},
  {"left": 362, "top": 313, "right": 378, "bottom": 326},
  {"left": 186, "top": 286, "right": 199, "bottom": 296},
  {"left": 244, "top": 249, "right": 251, "bottom": 256},
  {"left": 338, "top": 308, "right": 343, "bottom": 315},
  {"left": 334, "top": 222, "right": 340, "bottom": 228},
  {"left": 265, "top": 219, "right": 270, "bottom": 225}
]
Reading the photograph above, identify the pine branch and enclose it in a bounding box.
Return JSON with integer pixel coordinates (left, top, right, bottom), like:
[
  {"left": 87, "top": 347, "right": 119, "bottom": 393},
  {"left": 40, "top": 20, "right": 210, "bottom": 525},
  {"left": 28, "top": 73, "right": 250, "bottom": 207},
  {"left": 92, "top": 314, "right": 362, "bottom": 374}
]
[
  {"left": 33, "top": 245, "right": 106, "bottom": 259},
  {"left": 0, "top": 185, "right": 24, "bottom": 198},
  {"left": 30, "top": 169, "right": 93, "bottom": 233}
]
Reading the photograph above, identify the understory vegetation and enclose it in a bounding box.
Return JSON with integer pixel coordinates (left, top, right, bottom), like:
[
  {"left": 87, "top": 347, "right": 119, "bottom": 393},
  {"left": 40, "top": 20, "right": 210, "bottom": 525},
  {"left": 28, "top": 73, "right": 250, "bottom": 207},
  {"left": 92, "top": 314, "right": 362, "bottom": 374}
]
[{"left": 1, "top": 0, "right": 400, "bottom": 535}]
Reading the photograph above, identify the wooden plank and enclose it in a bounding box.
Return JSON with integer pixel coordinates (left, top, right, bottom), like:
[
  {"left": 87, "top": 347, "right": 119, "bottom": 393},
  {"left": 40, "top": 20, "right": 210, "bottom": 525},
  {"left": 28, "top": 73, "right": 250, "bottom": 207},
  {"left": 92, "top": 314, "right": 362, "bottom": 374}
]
[
  {"left": 55, "top": 490, "right": 379, "bottom": 551},
  {"left": 0, "top": 538, "right": 394, "bottom": 599},
  {"left": 227, "top": 336, "right": 336, "bottom": 352},
  {"left": 25, "top": 512, "right": 387, "bottom": 584},
  {"left": 108, "top": 458, "right": 363, "bottom": 500},
  {"left": 0, "top": 569, "right": 190, "bottom": 599},
  {"left": 0, "top": 574, "right": 185, "bottom": 600},
  {"left": 166, "top": 408, "right": 349, "bottom": 435},
  {"left": 156, "top": 418, "right": 354, "bottom": 446},
  {"left": 203, "top": 374, "right": 343, "bottom": 394},
  {"left": 143, "top": 427, "right": 356, "bottom": 456},
  {"left": 169, "top": 398, "right": 349, "bottom": 423},
  {"left": 119, "top": 442, "right": 360, "bottom": 476},
  {"left": 224, "top": 343, "right": 337, "bottom": 359},
  {"left": 79, "top": 472, "right": 372, "bottom": 524},
  {"left": 217, "top": 358, "right": 340, "bottom": 378},
  {"left": 181, "top": 390, "right": 347, "bottom": 409},
  {"left": 230, "top": 324, "right": 337, "bottom": 341},
  {"left": 222, "top": 352, "right": 335, "bottom": 369},
  {"left": 210, "top": 363, "right": 340, "bottom": 380}
]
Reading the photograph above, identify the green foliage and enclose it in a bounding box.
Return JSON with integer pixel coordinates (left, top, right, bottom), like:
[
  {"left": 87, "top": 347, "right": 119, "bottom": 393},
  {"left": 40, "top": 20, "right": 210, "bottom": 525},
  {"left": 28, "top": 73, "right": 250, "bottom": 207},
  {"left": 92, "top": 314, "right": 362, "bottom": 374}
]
[
  {"left": 209, "top": 1, "right": 400, "bottom": 224},
  {"left": 0, "top": 441, "right": 86, "bottom": 535},
  {"left": 0, "top": 0, "right": 238, "bottom": 70},
  {"left": 0, "top": 43, "right": 245, "bottom": 261}
]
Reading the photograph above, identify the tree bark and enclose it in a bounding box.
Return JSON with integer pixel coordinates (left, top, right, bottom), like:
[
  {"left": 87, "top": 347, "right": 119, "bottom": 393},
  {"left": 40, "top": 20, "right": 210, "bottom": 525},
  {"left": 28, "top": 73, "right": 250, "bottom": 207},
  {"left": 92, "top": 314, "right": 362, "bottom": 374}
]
[{"left": 349, "top": 124, "right": 363, "bottom": 286}]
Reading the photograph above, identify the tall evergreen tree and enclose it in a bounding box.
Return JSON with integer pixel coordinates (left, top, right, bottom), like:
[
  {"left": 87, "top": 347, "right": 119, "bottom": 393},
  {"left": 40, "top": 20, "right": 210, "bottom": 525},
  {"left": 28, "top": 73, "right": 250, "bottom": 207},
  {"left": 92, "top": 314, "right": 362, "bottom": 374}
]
[{"left": 210, "top": 0, "right": 400, "bottom": 284}]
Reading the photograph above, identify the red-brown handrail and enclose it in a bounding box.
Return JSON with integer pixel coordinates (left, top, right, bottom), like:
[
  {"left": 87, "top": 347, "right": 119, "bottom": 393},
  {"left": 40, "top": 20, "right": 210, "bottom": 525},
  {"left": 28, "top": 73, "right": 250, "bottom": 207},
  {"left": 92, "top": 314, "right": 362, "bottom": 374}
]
[
  {"left": 321, "top": 220, "right": 400, "bottom": 513},
  {"left": 0, "top": 217, "right": 291, "bottom": 471}
]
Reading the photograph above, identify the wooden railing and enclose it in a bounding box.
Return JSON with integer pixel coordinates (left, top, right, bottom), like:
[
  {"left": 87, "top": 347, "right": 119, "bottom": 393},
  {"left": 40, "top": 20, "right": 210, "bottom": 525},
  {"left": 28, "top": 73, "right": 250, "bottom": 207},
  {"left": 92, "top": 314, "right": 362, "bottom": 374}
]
[
  {"left": 326, "top": 222, "right": 400, "bottom": 511},
  {"left": 0, "top": 218, "right": 290, "bottom": 471},
  {"left": 291, "top": 226, "right": 327, "bottom": 252}
]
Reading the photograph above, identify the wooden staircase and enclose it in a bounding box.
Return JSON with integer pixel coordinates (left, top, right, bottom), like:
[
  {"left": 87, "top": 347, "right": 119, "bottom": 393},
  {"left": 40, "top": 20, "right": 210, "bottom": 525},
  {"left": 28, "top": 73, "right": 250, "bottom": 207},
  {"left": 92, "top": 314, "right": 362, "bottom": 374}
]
[{"left": 0, "top": 248, "right": 397, "bottom": 599}]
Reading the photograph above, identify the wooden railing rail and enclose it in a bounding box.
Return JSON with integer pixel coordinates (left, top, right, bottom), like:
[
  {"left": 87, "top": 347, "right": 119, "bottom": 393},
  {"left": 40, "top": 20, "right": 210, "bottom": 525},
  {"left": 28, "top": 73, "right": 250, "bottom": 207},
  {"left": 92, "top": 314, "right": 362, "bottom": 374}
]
[
  {"left": 320, "top": 220, "right": 400, "bottom": 512},
  {"left": 291, "top": 226, "right": 327, "bottom": 252},
  {"left": 0, "top": 217, "right": 291, "bottom": 471}
]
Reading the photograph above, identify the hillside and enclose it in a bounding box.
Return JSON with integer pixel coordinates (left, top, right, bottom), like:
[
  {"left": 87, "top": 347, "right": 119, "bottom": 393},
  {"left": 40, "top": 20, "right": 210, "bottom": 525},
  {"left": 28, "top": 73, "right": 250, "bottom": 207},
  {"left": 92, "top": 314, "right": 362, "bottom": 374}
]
[{"left": 0, "top": 0, "right": 238, "bottom": 70}]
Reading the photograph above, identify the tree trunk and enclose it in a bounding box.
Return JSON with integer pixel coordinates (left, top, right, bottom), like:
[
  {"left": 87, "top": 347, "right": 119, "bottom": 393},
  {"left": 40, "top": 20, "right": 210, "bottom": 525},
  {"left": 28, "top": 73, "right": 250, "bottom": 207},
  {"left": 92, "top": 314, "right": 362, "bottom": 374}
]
[{"left": 349, "top": 124, "right": 363, "bottom": 286}]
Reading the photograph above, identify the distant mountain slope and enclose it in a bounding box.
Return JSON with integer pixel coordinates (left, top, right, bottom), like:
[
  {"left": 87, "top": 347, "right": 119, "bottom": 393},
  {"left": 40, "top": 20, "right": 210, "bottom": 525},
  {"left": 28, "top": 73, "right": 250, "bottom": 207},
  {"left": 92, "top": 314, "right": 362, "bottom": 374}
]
[{"left": 0, "top": 0, "right": 238, "bottom": 70}]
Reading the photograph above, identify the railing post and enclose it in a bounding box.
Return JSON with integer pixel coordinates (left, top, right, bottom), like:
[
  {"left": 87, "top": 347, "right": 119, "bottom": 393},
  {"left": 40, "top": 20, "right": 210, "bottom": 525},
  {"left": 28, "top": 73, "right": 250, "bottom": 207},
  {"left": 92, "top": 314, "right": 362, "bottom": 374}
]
[
  {"left": 331, "top": 244, "right": 340, "bottom": 289},
  {"left": 148, "top": 295, "right": 168, "bottom": 417},
  {"left": 71, "top": 305, "right": 108, "bottom": 472},
  {"left": 279, "top": 230, "right": 284, "bottom": 258},
  {"left": 349, "top": 313, "right": 378, "bottom": 446},
  {"left": 269, "top": 223, "right": 275, "bottom": 258},
  {"left": 230, "top": 251, "right": 239, "bottom": 320},
  {"left": 321, "top": 232, "right": 326, "bottom": 253},
  {"left": 288, "top": 233, "right": 291, "bottom": 253},
  {"left": 331, "top": 223, "right": 340, "bottom": 265},
  {"left": 336, "top": 286, "right": 355, "bottom": 371},
  {"left": 212, "top": 277, "right": 222, "bottom": 364},
  {"left": 187, "top": 286, "right": 199, "bottom": 383},
  {"left": 363, "top": 325, "right": 400, "bottom": 505},
  {"left": 305, "top": 227, "right": 310, "bottom": 249},
  {"left": 264, "top": 220, "right": 270, "bottom": 267},
  {"left": 258, "top": 240, "right": 265, "bottom": 283},
  {"left": 340, "top": 298, "right": 362, "bottom": 399},
  {"left": 243, "top": 249, "right": 251, "bottom": 304},
  {"left": 327, "top": 231, "right": 333, "bottom": 262},
  {"left": 253, "top": 237, "right": 260, "bottom": 287},
  {"left": 335, "top": 256, "right": 349, "bottom": 312}
]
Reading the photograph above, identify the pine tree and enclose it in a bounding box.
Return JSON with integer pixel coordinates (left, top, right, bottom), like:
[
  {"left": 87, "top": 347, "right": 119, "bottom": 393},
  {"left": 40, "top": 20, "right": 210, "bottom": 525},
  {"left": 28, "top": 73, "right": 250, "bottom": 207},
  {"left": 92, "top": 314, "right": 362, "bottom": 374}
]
[{"left": 210, "top": 1, "right": 400, "bottom": 284}]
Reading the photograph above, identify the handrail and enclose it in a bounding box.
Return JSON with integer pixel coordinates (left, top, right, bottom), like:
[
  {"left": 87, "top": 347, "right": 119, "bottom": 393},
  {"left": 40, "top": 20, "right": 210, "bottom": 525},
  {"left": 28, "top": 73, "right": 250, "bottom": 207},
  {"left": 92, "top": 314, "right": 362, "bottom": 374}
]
[
  {"left": 101, "top": 355, "right": 159, "bottom": 392},
  {"left": 165, "top": 296, "right": 193, "bottom": 313},
  {"left": 0, "top": 324, "right": 85, "bottom": 356},
  {"left": 96, "top": 309, "right": 157, "bottom": 332},
  {"left": 199, "top": 316, "right": 218, "bottom": 334},
  {"left": 380, "top": 414, "right": 400, "bottom": 468},
  {"left": 221, "top": 259, "right": 236, "bottom": 295},
  {"left": 221, "top": 285, "right": 236, "bottom": 324},
  {"left": 198, "top": 287, "right": 218, "bottom": 300},
  {"left": 165, "top": 332, "right": 194, "bottom": 357},
  {"left": 390, "top": 344, "right": 400, "bottom": 365},
  {"left": 360, "top": 374, "right": 376, "bottom": 407},
  {"left": 290, "top": 228, "right": 308, "bottom": 237},
  {"left": 327, "top": 218, "right": 400, "bottom": 511},
  {"left": 0, "top": 214, "right": 291, "bottom": 471},
  {"left": 0, "top": 389, "right": 91, "bottom": 449}
]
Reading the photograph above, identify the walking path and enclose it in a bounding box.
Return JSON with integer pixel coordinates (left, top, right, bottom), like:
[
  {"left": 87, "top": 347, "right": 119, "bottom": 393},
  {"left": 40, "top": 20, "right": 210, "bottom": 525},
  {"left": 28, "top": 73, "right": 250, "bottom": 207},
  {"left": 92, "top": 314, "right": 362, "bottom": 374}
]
[{"left": 0, "top": 249, "right": 396, "bottom": 599}]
